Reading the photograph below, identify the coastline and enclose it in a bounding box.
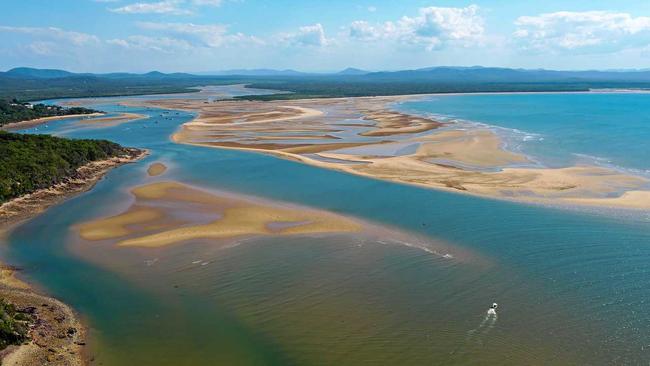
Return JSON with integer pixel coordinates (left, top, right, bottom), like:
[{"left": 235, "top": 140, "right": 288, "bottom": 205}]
[
  {"left": 146, "top": 91, "right": 650, "bottom": 211},
  {"left": 0, "top": 148, "right": 147, "bottom": 229},
  {"left": 1, "top": 113, "right": 105, "bottom": 131},
  {"left": 0, "top": 148, "right": 147, "bottom": 365}
]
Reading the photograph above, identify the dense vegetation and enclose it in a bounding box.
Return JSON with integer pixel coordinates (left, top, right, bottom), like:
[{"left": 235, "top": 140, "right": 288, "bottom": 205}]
[
  {"left": 0, "top": 299, "right": 31, "bottom": 350},
  {"left": 0, "top": 100, "right": 99, "bottom": 127},
  {"left": 236, "top": 80, "right": 650, "bottom": 101},
  {"left": 0, "top": 131, "right": 131, "bottom": 203},
  {"left": 0, "top": 71, "right": 249, "bottom": 101}
]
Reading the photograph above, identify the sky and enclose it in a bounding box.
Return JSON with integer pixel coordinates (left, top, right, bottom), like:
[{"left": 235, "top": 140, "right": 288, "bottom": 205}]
[{"left": 2, "top": 0, "right": 650, "bottom": 73}]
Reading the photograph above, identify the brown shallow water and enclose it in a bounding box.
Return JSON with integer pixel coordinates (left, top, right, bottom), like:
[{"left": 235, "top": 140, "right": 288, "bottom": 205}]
[
  {"left": 65, "top": 181, "right": 594, "bottom": 365},
  {"left": 68, "top": 229, "right": 589, "bottom": 365}
]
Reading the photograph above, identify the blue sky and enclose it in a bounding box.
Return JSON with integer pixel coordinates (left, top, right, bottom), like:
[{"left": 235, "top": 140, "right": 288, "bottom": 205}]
[{"left": 2, "top": 0, "right": 650, "bottom": 72}]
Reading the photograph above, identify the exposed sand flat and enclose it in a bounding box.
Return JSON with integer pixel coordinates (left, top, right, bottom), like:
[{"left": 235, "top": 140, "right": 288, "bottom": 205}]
[
  {"left": 147, "top": 162, "right": 167, "bottom": 176},
  {"left": 253, "top": 134, "right": 340, "bottom": 141},
  {"left": 79, "top": 207, "right": 163, "bottom": 241},
  {"left": 359, "top": 110, "right": 443, "bottom": 136},
  {"left": 77, "top": 181, "right": 363, "bottom": 248},
  {"left": 78, "top": 112, "right": 147, "bottom": 127},
  {"left": 134, "top": 89, "right": 650, "bottom": 210},
  {"left": 415, "top": 129, "right": 529, "bottom": 167},
  {"left": 564, "top": 190, "right": 650, "bottom": 209}
]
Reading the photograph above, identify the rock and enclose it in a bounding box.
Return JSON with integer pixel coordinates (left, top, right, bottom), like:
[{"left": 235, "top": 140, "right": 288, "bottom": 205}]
[{"left": 18, "top": 306, "right": 37, "bottom": 314}]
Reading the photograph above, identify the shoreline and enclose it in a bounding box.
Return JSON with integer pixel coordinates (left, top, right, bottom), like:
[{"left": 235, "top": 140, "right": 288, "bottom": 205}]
[
  {"left": 1, "top": 113, "right": 105, "bottom": 131},
  {"left": 0, "top": 148, "right": 147, "bottom": 365},
  {"left": 181, "top": 134, "right": 650, "bottom": 212},
  {"left": 150, "top": 91, "right": 650, "bottom": 211},
  {"left": 0, "top": 148, "right": 148, "bottom": 229}
]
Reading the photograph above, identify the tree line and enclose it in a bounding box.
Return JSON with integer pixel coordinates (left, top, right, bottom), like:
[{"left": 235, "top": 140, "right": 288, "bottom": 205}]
[
  {"left": 0, "top": 131, "right": 130, "bottom": 203},
  {"left": 0, "top": 99, "right": 99, "bottom": 126}
]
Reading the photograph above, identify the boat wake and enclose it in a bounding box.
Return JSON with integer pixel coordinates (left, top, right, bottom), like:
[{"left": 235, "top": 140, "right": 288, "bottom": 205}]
[{"left": 449, "top": 305, "right": 498, "bottom": 359}]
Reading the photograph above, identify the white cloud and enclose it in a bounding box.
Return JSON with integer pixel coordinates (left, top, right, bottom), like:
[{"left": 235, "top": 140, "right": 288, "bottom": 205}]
[
  {"left": 283, "top": 23, "right": 329, "bottom": 47},
  {"left": 191, "top": 0, "right": 221, "bottom": 6},
  {"left": 107, "top": 35, "right": 193, "bottom": 52},
  {"left": 348, "top": 5, "right": 484, "bottom": 50},
  {"left": 0, "top": 26, "right": 100, "bottom": 46},
  {"left": 27, "top": 41, "right": 57, "bottom": 55},
  {"left": 110, "top": 1, "right": 191, "bottom": 15},
  {"left": 349, "top": 21, "right": 380, "bottom": 41},
  {"left": 136, "top": 21, "right": 262, "bottom": 48},
  {"left": 514, "top": 11, "right": 650, "bottom": 53}
]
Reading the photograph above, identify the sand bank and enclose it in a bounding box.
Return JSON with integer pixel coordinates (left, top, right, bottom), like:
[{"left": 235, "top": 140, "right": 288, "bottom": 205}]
[
  {"left": 137, "top": 92, "right": 650, "bottom": 210},
  {"left": 78, "top": 112, "right": 147, "bottom": 127},
  {"left": 1, "top": 113, "right": 104, "bottom": 131},
  {"left": 147, "top": 162, "right": 167, "bottom": 176},
  {"left": 78, "top": 181, "right": 363, "bottom": 248}
]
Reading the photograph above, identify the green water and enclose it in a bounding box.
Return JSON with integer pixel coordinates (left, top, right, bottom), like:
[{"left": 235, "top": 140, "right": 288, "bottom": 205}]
[{"left": 4, "top": 88, "right": 650, "bottom": 365}]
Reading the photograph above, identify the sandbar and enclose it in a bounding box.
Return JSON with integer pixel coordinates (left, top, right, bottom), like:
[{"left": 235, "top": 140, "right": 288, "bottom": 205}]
[
  {"left": 147, "top": 162, "right": 167, "bottom": 176},
  {"left": 77, "top": 181, "right": 363, "bottom": 248},
  {"left": 78, "top": 112, "right": 147, "bottom": 127},
  {"left": 133, "top": 90, "right": 650, "bottom": 210}
]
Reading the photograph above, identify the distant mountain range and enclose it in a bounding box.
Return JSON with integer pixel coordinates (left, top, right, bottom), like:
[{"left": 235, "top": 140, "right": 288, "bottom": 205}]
[
  {"left": 4, "top": 65, "right": 650, "bottom": 101},
  {"left": 6, "top": 65, "right": 650, "bottom": 82},
  {"left": 2, "top": 67, "right": 199, "bottom": 80}
]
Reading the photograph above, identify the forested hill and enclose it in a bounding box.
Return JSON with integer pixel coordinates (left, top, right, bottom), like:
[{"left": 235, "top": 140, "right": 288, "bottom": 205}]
[
  {"left": 0, "top": 100, "right": 99, "bottom": 127},
  {"left": 0, "top": 131, "right": 136, "bottom": 203}
]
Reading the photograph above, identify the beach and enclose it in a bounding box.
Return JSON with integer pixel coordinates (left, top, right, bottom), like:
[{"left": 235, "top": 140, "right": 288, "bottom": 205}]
[
  {"left": 1, "top": 113, "right": 104, "bottom": 131},
  {"left": 128, "top": 92, "right": 650, "bottom": 210}
]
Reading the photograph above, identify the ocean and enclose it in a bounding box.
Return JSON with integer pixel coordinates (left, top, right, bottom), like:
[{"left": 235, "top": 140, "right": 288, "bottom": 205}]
[{"left": 3, "top": 89, "right": 650, "bottom": 365}]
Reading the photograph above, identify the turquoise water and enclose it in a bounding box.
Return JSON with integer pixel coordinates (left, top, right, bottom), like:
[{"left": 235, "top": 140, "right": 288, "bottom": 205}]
[
  {"left": 401, "top": 93, "right": 650, "bottom": 175},
  {"left": 3, "top": 89, "right": 650, "bottom": 365}
]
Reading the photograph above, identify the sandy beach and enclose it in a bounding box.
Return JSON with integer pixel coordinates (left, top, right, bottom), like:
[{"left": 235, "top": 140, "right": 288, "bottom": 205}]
[
  {"left": 130, "top": 91, "right": 650, "bottom": 210},
  {"left": 1, "top": 113, "right": 104, "bottom": 131}
]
